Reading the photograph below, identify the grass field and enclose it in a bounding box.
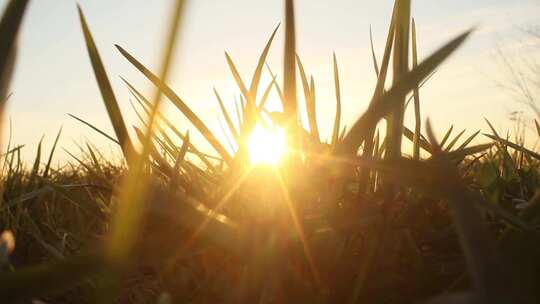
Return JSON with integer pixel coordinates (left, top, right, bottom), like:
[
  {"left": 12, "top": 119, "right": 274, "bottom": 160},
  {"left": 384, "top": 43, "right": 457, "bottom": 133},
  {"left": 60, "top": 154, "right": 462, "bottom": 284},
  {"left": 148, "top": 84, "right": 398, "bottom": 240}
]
[{"left": 0, "top": 0, "right": 540, "bottom": 303}]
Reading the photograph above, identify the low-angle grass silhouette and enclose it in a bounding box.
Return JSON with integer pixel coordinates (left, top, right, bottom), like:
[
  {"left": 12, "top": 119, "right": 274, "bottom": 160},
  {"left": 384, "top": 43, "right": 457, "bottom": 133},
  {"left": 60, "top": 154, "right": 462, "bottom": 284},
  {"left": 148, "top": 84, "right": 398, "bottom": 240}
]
[{"left": 0, "top": 0, "right": 539, "bottom": 303}]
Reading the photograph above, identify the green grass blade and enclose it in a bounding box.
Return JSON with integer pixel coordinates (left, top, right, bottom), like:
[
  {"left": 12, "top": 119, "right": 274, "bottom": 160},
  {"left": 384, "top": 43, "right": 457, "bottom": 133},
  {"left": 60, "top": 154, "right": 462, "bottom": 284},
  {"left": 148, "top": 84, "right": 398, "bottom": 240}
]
[
  {"left": 256, "top": 72, "right": 278, "bottom": 112},
  {"left": 439, "top": 125, "right": 454, "bottom": 147},
  {"left": 174, "top": 131, "right": 190, "bottom": 173},
  {"left": 116, "top": 45, "right": 233, "bottom": 165},
  {"left": 121, "top": 77, "right": 215, "bottom": 169},
  {"left": 369, "top": 25, "right": 380, "bottom": 78},
  {"left": 332, "top": 52, "right": 342, "bottom": 146},
  {"left": 0, "top": 0, "right": 29, "bottom": 102},
  {"left": 68, "top": 113, "right": 120, "bottom": 145},
  {"left": 484, "top": 134, "right": 540, "bottom": 161},
  {"left": 385, "top": 0, "right": 410, "bottom": 160},
  {"left": 445, "top": 143, "right": 493, "bottom": 161},
  {"left": 224, "top": 52, "right": 254, "bottom": 130},
  {"left": 28, "top": 137, "right": 42, "bottom": 187},
  {"left": 403, "top": 126, "right": 433, "bottom": 154},
  {"left": 214, "top": 87, "right": 240, "bottom": 143},
  {"left": 296, "top": 55, "right": 319, "bottom": 141},
  {"left": 412, "top": 18, "right": 421, "bottom": 160},
  {"left": 457, "top": 130, "right": 480, "bottom": 150},
  {"left": 339, "top": 28, "right": 473, "bottom": 155},
  {"left": 42, "top": 127, "right": 62, "bottom": 179},
  {"left": 444, "top": 129, "right": 466, "bottom": 151},
  {"left": 77, "top": 5, "right": 134, "bottom": 160},
  {"left": 283, "top": 0, "right": 298, "bottom": 129},
  {"left": 249, "top": 24, "right": 280, "bottom": 101}
]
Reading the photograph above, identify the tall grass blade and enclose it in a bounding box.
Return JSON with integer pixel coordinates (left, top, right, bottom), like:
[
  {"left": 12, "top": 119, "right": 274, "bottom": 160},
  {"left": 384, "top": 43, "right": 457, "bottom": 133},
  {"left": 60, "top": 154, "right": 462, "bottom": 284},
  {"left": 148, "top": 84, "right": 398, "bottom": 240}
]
[
  {"left": 0, "top": 0, "right": 29, "bottom": 103},
  {"left": 369, "top": 25, "right": 380, "bottom": 78},
  {"left": 484, "top": 134, "right": 540, "bottom": 161},
  {"left": 283, "top": 0, "right": 298, "bottom": 130},
  {"left": 332, "top": 52, "right": 342, "bottom": 146},
  {"left": 444, "top": 129, "right": 466, "bottom": 151},
  {"left": 43, "top": 127, "right": 62, "bottom": 179},
  {"left": 249, "top": 24, "right": 280, "bottom": 101},
  {"left": 339, "top": 28, "right": 473, "bottom": 155},
  {"left": 116, "top": 45, "right": 233, "bottom": 165},
  {"left": 457, "top": 130, "right": 480, "bottom": 150},
  {"left": 68, "top": 114, "right": 120, "bottom": 145},
  {"left": 296, "top": 55, "right": 319, "bottom": 140},
  {"left": 214, "top": 87, "right": 240, "bottom": 143},
  {"left": 412, "top": 18, "right": 421, "bottom": 160},
  {"left": 440, "top": 125, "right": 454, "bottom": 147},
  {"left": 77, "top": 5, "right": 134, "bottom": 160},
  {"left": 385, "top": 0, "right": 410, "bottom": 160}
]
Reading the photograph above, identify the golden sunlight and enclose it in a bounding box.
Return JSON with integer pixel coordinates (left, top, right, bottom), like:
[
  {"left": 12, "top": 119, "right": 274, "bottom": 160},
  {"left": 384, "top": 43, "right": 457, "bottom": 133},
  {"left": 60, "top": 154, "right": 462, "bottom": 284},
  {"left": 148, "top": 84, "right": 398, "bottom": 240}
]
[{"left": 248, "top": 124, "right": 287, "bottom": 165}]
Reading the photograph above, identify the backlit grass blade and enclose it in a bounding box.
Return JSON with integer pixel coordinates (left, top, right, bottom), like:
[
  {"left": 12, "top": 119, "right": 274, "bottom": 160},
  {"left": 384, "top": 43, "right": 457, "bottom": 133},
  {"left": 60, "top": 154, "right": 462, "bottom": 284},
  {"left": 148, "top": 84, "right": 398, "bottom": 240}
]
[
  {"left": 283, "top": 0, "right": 298, "bottom": 130},
  {"left": 28, "top": 137, "right": 42, "bottom": 188},
  {"left": 214, "top": 87, "right": 240, "bottom": 143},
  {"left": 332, "top": 52, "right": 342, "bottom": 146},
  {"left": 445, "top": 143, "right": 493, "bottom": 161},
  {"left": 356, "top": 1, "right": 396, "bottom": 193},
  {"left": 369, "top": 25, "right": 380, "bottom": 78},
  {"left": 256, "top": 72, "right": 278, "bottom": 111},
  {"left": 339, "top": 28, "right": 473, "bottom": 155},
  {"left": 412, "top": 18, "right": 421, "bottom": 160},
  {"left": 68, "top": 114, "right": 120, "bottom": 145},
  {"left": 457, "top": 130, "right": 480, "bottom": 150},
  {"left": 440, "top": 125, "right": 454, "bottom": 147},
  {"left": 122, "top": 77, "right": 215, "bottom": 169},
  {"left": 484, "top": 134, "right": 540, "bottom": 161},
  {"left": 174, "top": 131, "right": 189, "bottom": 173},
  {"left": 43, "top": 127, "right": 62, "bottom": 179},
  {"left": 249, "top": 24, "right": 280, "bottom": 101},
  {"left": 535, "top": 119, "right": 540, "bottom": 137},
  {"left": 77, "top": 5, "right": 134, "bottom": 161},
  {"left": 116, "top": 45, "right": 233, "bottom": 165},
  {"left": 224, "top": 52, "right": 254, "bottom": 130},
  {"left": 444, "top": 129, "right": 466, "bottom": 151},
  {"left": 385, "top": 0, "right": 410, "bottom": 160},
  {"left": 0, "top": 0, "right": 29, "bottom": 103},
  {"left": 296, "top": 55, "right": 319, "bottom": 140},
  {"left": 403, "top": 126, "right": 433, "bottom": 154}
]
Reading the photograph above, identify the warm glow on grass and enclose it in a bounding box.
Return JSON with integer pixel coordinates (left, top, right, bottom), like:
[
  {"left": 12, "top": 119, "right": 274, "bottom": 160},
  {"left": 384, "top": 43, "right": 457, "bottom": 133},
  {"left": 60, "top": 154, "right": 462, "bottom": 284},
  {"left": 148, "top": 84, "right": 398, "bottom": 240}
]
[{"left": 248, "top": 124, "right": 287, "bottom": 165}]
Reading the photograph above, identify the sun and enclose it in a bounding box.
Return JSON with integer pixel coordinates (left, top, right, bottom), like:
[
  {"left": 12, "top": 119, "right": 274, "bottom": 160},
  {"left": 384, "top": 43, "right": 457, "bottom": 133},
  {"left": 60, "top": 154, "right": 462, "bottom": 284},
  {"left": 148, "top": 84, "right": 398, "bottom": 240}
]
[{"left": 248, "top": 124, "right": 287, "bottom": 165}]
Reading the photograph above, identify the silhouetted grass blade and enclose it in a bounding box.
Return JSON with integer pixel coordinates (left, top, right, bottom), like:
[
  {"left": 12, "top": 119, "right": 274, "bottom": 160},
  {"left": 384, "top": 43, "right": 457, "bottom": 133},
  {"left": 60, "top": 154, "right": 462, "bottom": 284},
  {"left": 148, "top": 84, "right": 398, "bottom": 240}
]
[
  {"left": 77, "top": 5, "right": 134, "bottom": 161},
  {"left": 116, "top": 45, "right": 233, "bottom": 165}
]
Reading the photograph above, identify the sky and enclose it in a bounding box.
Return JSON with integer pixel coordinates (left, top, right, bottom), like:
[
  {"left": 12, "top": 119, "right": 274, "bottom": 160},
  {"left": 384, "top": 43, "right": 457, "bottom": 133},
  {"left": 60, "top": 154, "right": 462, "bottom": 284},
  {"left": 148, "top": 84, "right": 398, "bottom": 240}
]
[{"left": 1, "top": 0, "right": 539, "bottom": 163}]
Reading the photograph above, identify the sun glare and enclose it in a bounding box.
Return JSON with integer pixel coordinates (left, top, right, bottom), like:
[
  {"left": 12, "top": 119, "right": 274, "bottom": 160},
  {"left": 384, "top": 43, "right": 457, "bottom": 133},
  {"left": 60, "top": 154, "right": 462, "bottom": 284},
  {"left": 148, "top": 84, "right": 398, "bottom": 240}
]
[{"left": 248, "top": 124, "right": 287, "bottom": 165}]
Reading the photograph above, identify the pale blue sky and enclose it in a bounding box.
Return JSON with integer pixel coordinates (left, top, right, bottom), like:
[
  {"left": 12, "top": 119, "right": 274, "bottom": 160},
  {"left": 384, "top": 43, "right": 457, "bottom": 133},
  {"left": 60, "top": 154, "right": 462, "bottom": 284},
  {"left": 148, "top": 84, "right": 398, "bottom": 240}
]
[{"left": 2, "top": 0, "right": 539, "bottom": 162}]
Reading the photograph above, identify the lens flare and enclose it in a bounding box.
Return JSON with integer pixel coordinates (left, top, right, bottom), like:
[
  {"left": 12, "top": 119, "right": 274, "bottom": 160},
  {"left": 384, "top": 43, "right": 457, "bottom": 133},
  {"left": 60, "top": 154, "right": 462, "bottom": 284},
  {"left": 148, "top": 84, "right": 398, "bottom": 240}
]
[{"left": 248, "top": 124, "right": 286, "bottom": 165}]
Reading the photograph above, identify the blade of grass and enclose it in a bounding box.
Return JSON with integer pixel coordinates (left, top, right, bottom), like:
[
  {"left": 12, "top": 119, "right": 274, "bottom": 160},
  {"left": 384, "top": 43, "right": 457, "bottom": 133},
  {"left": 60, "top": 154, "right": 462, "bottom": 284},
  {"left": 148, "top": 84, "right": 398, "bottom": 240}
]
[
  {"left": 457, "top": 130, "right": 480, "bottom": 150},
  {"left": 444, "top": 129, "right": 466, "bottom": 151},
  {"left": 283, "top": 0, "right": 298, "bottom": 134},
  {"left": 332, "top": 52, "right": 342, "bottom": 147},
  {"left": 116, "top": 45, "right": 233, "bottom": 165},
  {"left": 42, "top": 127, "right": 62, "bottom": 179},
  {"left": 214, "top": 87, "right": 240, "bottom": 143},
  {"left": 77, "top": 5, "right": 134, "bottom": 161},
  {"left": 369, "top": 25, "right": 380, "bottom": 78},
  {"left": 412, "top": 18, "right": 421, "bottom": 160},
  {"left": 68, "top": 114, "right": 120, "bottom": 145},
  {"left": 296, "top": 55, "right": 319, "bottom": 141},
  {"left": 385, "top": 0, "right": 410, "bottom": 161},
  {"left": 0, "top": 0, "right": 29, "bottom": 103},
  {"left": 339, "top": 28, "right": 473, "bottom": 155}
]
